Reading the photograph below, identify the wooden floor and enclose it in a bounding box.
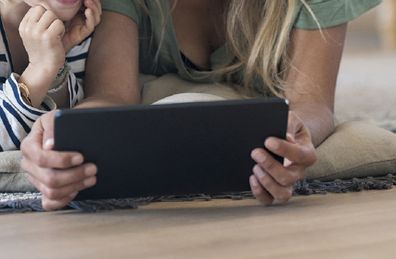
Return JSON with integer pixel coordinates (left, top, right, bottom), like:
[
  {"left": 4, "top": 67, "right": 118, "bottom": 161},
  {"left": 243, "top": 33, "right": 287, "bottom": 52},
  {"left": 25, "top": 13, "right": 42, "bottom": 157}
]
[{"left": 1, "top": 189, "right": 396, "bottom": 259}]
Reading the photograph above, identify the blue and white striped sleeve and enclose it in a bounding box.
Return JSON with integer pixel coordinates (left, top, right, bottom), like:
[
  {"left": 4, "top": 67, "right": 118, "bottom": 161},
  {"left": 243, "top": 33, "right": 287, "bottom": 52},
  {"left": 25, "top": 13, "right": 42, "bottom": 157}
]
[
  {"left": 63, "top": 37, "right": 92, "bottom": 107},
  {"left": 0, "top": 73, "right": 56, "bottom": 151}
]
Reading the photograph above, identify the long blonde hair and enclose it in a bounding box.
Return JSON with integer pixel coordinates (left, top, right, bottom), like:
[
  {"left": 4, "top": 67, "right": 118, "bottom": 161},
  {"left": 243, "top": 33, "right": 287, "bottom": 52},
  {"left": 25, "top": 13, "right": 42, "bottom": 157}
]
[{"left": 138, "top": 0, "right": 309, "bottom": 97}]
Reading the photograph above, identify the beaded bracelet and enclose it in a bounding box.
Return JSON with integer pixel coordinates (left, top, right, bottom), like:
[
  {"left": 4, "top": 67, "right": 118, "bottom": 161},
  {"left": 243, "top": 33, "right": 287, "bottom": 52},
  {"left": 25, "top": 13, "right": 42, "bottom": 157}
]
[{"left": 48, "top": 63, "right": 70, "bottom": 94}]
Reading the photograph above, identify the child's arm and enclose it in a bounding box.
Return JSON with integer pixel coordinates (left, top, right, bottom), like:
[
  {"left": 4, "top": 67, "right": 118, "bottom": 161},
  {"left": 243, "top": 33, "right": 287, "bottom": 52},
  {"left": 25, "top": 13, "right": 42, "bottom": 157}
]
[
  {"left": 48, "top": 37, "right": 93, "bottom": 108},
  {"left": 18, "top": 6, "right": 66, "bottom": 108},
  {"left": 0, "top": 74, "right": 56, "bottom": 151},
  {"left": 0, "top": 0, "right": 101, "bottom": 151}
]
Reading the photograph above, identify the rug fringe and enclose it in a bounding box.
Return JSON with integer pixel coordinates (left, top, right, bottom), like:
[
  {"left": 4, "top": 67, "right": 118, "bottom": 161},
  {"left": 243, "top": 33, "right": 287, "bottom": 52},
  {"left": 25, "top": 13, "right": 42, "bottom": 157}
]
[{"left": 1, "top": 174, "right": 395, "bottom": 213}]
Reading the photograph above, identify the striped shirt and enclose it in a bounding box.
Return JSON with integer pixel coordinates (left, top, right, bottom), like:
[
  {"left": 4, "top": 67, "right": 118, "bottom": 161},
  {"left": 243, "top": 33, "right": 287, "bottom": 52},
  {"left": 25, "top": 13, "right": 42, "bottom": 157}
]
[{"left": 0, "top": 19, "right": 89, "bottom": 151}]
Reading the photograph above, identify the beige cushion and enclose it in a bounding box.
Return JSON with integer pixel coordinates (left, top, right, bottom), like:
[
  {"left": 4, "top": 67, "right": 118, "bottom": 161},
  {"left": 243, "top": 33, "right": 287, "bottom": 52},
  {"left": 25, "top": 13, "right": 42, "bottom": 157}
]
[
  {"left": 1, "top": 74, "right": 395, "bottom": 192},
  {"left": 0, "top": 151, "right": 35, "bottom": 192},
  {"left": 306, "top": 121, "right": 396, "bottom": 181}
]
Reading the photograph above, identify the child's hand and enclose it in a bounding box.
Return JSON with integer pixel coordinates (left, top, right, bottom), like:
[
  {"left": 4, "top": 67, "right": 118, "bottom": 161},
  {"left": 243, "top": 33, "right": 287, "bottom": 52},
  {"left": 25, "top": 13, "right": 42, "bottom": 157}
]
[
  {"left": 19, "top": 5, "right": 66, "bottom": 73},
  {"left": 62, "top": 0, "right": 102, "bottom": 52}
]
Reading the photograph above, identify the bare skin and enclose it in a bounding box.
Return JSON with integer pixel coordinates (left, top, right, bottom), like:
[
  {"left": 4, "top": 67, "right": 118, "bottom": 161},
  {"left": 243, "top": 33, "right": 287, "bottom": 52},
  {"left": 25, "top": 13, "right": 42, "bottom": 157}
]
[
  {"left": 0, "top": 0, "right": 101, "bottom": 107},
  {"left": 21, "top": 0, "right": 347, "bottom": 210}
]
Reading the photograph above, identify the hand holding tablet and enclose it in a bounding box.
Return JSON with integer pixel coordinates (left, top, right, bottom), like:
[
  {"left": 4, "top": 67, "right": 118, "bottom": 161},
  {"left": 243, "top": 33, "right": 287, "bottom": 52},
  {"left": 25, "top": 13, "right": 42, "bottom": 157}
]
[{"left": 54, "top": 98, "right": 289, "bottom": 200}]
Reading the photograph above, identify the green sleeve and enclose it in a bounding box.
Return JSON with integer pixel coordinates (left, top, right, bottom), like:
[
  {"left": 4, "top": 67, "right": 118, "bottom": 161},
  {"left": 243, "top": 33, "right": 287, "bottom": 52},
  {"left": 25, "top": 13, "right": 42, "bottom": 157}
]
[
  {"left": 294, "top": 0, "right": 382, "bottom": 29},
  {"left": 101, "top": 0, "right": 143, "bottom": 25}
]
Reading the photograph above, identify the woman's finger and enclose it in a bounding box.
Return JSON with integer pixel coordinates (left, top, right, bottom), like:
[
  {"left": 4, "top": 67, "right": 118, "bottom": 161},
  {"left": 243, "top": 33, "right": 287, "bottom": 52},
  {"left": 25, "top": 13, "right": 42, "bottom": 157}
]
[
  {"left": 252, "top": 166, "right": 293, "bottom": 204},
  {"left": 20, "top": 121, "right": 84, "bottom": 169},
  {"left": 251, "top": 149, "right": 300, "bottom": 187},
  {"left": 41, "top": 193, "right": 76, "bottom": 211},
  {"left": 22, "top": 157, "right": 97, "bottom": 189},
  {"left": 249, "top": 175, "right": 273, "bottom": 205},
  {"left": 22, "top": 144, "right": 84, "bottom": 169},
  {"left": 264, "top": 137, "right": 316, "bottom": 166},
  {"left": 28, "top": 173, "right": 95, "bottom": 201}
]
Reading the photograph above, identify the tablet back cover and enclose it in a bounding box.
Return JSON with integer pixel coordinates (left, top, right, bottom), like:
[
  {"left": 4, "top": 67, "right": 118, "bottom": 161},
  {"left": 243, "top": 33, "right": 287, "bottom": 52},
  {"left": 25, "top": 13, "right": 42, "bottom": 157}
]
[{"left": 54, "top": 98, "right": 288, "bottom": 200}]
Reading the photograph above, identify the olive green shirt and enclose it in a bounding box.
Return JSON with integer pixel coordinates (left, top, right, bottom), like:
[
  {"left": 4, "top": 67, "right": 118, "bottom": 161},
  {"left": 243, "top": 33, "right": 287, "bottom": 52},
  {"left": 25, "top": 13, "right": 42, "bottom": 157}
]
[{"left": 100, "top": 0, "right": 381, "bottom": 94}]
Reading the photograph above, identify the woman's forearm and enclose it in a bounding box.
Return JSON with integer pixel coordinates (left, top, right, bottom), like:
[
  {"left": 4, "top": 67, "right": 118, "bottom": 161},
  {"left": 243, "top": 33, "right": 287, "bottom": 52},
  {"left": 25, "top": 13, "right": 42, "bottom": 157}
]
[
  {"left": 82, "top": 11, "right": 141, "bottom": 108},
  {"left": 75, "top": 95, "right": 140, "bottom": 109}
]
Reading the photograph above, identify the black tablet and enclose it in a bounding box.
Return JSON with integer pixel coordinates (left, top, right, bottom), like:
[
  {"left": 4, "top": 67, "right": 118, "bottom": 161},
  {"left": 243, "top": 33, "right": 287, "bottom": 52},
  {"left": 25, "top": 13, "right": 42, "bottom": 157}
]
[{"left": 54, "top": 98, "right": 288, "bottom": 200}]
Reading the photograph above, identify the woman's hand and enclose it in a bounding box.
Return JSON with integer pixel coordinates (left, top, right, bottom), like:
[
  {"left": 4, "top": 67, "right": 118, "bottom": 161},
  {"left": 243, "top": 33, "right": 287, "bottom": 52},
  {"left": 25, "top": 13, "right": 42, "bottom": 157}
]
[
  {"left": 249, "top": 111, "right": 316, "bottom": 205},
  {"left": 20, "top": 111, "right": 97, "bottom": 211},
  {"left": 62, "top": 0, "right": 102, "bottom": 52}
]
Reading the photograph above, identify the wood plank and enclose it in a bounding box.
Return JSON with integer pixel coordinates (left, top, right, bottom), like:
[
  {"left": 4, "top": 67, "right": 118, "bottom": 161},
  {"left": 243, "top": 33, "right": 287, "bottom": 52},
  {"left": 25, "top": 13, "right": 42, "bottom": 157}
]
[{"left": 1, "top": 189, "right": 395, "bottom": 258}]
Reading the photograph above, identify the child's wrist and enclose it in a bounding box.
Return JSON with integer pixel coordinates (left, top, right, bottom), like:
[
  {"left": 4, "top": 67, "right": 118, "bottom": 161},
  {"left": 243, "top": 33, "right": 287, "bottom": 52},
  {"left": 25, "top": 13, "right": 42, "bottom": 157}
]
[
  {"left": 27, "top": 62, "right": 62, "bottom": 77},
  {"left": 19, "top": 64, "right": 61, "bottom": 107}
]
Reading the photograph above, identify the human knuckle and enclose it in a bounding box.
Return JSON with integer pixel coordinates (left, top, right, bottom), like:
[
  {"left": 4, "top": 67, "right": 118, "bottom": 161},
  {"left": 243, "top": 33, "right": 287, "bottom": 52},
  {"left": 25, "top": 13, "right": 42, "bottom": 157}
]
[
  {"left": 54, "top": 19, "right": 64, "bottom": 27},
  {"left": 45, "top": 175, "right": 59, "bottom": 188},
  {"left": 44, "top": 188, "right": 59, "bottom": 200},
  {"left": 36, "top": 155, "right": 48, "bottom": 166},
  {"left": 42, "top": 32, "right": 54, "bottom": 41},
  {"left": 31, "top": 30, "right": 41, "bottom": 40},
  {"left": 265, "top": 160, "right": 276, "bottom": 172},
  {"left": 57, "top": 155, "right": 70, "bottom": 167}
]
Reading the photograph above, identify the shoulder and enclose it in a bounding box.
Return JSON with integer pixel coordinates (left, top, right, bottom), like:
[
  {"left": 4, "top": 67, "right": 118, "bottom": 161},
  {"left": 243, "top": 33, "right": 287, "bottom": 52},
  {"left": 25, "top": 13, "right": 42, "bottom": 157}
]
[{"left": 294, "top": 0, "right": 382, "bottom": 29}]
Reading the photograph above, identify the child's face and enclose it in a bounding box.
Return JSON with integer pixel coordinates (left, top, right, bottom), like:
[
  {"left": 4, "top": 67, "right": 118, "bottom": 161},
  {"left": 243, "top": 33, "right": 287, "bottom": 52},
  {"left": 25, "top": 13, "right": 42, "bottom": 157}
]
[{"left": 24, "top": 0, "right": 83, "bottom": 22}]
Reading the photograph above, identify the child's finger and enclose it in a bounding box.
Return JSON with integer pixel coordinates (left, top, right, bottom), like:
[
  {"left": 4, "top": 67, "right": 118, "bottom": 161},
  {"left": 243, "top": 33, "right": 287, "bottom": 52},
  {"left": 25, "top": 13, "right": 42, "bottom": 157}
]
[
  {"left": 84, "top": 0, "right": 101, "bottom": 25},
  {"left": 25, "top": 5, "right": 47, "bottom": 23},
  {"left": 37, "top": 10, "right": 58, "bottom": 31},
  {"left": 82, "top": 8, "right": 95, "bottom": 34},
  {"left": 48, "top": 19, "right": 66, "bottom": 39},
  {"left": 41, "top": 195, "right": 73, "bottom": 211}
]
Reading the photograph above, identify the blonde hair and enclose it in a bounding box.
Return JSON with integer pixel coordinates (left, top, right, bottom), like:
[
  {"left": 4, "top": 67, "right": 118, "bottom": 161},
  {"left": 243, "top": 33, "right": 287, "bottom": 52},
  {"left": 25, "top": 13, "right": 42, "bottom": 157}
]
[{"left": 138, "top": 0, "right": 311, "bottom": 97}]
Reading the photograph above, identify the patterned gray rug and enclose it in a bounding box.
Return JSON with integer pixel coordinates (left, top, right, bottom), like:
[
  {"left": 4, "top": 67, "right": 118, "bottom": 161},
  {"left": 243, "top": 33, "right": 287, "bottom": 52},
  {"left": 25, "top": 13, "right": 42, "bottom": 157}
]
[{"left": 1, "top": 174, "right": 395, "bottom": 213}]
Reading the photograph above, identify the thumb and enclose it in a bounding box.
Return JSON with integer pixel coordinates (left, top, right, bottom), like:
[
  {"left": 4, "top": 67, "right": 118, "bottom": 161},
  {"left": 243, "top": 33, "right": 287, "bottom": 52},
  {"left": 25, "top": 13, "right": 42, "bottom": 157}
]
[{"left": 41, "top": 111, "right": 57, "bottom": 150}]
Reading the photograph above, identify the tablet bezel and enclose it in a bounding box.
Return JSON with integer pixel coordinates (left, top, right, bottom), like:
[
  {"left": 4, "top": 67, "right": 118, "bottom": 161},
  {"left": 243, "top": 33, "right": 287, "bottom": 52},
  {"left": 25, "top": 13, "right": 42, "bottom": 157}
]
[{"left": 54, "top": 98, "right": 289, "bottom": 200}]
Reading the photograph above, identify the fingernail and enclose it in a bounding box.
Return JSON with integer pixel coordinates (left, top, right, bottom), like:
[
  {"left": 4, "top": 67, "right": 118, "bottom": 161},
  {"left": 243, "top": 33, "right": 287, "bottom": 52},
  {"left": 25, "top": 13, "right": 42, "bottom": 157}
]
[
  {"left": 252, "top": 150, "right": 266, "bottom": 163},
  {"left": 253, "top": 165, "right": 266, "bottom": 178},
  {"left": 43, "top": 139, "right": 54, "bottom": 150},
  {"left": 72, "top": 155, "right": 84, "bottom": 166},
  {"left": 83, "top": 177, "right": 96, "bottom": 188},
  {"left": 69, "top": 192, "right": 78, "bottom": 198},
  {"left": 265, "top": 138, "right": 279, "bottom": 150},
  {"left": 84, "top": 164, "right": 97, "bottom": 177}
]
